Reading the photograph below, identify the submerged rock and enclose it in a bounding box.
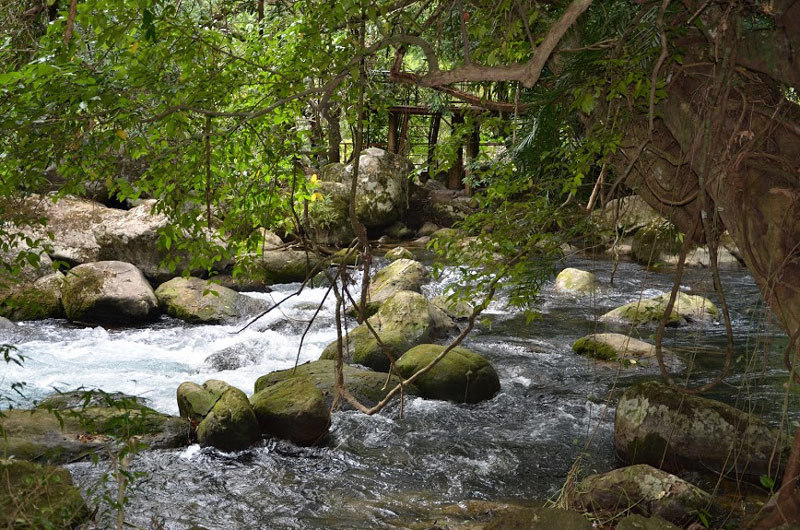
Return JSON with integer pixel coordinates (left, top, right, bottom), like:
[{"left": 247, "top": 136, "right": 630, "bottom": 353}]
[
  {"left": 395, "top": 344, "right": 500, "bottom": 403},
  {"left": 575, "top": 464, "right": 712, "bottom": 525},
  {"left": 254, "top": 360, "right": 415, "bottom": 410},
  {"left": 250, "top": 376, "right": 330, "bottom": 446},
  {"left": 600, "top": 292, "right": 718, "bottom": 326},
  {"left": 615, "top": 381, "right": 788, "bottom": 478},
  {"left": 320, "top": 290, "right": 457, "bottom": 372},
  {"left": 0, "top": 459, "right": 91, "bottom": 529},
  {"left": 194, "top": 384, "right": 261, "bottom": 452},
  {"left": 554, "top": 268, "right": 598, "bottom": 294},
  {"left": 61, "top": 261, "right": 159, "bottom": 326},
  {"left": 203, "top": 340, "right": 263, "bottom": 371},
  {"left": 0, "top": 272, "right": 65, "bottom": 321},
  {"left": 155, "top": 276, "right": 266, "bottom": 324},
  {"left": 384, "top": 246, "right": 413, "bottom": 261},
  {"left": 572, "top": 333, "right": 669, "bottom": 365}
]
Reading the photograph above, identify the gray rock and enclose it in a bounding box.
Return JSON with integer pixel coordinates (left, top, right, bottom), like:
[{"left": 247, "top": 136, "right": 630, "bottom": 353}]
[
  {"left": 416, "top": 222, "right": 440, "bottom": 237},
  {"left": 0, "top": 272, "right": 64, "bottom": 321},
  {"left": 61, "top": 261, "right": 159, "bottom": 326},
  {"left": 155, "top": 277, "right": 266, "bottom": 324},
  {"left": 615, "top": 381, "right": 789, "bottom": 478},
  {"left": 250, "top": 376, "right": 330, "bottom": 446},
  {"left": 343, "top": 148, "right": 413, "bottom": 228}
]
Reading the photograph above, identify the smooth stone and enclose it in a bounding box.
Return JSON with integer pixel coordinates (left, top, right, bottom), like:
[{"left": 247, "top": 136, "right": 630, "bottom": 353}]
[
  {"left": 572, "top": 333, "right": 672, "bottom": 366},
  {"left": 155, "top": 276, "right": 266, "bottom": 324},
  {"left": 196, "top": 386, "right": 260, "bottom": 452},
  {"left": 600, "top": 292, "right": 718, "bottom": 326},
  {"left": 0, "top": 272, "right": 64, "bottom": 321},
  {"left": 250, "top": 377, "right": 330, "bottom": 446},
  {"left": 554, "top": 268, "right": 597, "bottom": 294},
  {"left": 384, "top": 246, "right": 413, "bottom": 261}
]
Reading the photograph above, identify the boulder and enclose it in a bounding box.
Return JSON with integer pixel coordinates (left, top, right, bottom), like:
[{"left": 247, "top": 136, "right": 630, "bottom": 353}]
[
  {"left": 631, "top": 221, "right": 682, "bottom": 265},
  {"left": 0, "top": 402, "right": 189, "bottom": 464},
  {"left": 194, "top": 385, "right": 261, "bottom": 452},
  {"left": 244, "top": 250, "right": 323, "bottom": 285},
  {"left": 256, "top": 360, "right": 416, "bottom": 410},
  {"left": 308, "top": 180, "right": 355, "bottom": 246},
  {"left": 0, "top": 239, "right": 53, "bottom": 283},
  {"left": 572, "top": 333, "right": 669, "bottom": 365},
  {"left": 416, "top": 222, "right": 440, "bottom": 237},
  {"left": 430, "top": 227, "right": 461, "bottom": 241},
  {"left": 155, "top": 277, "right": 266, "bottom": 324},
  {"left": 344, "top": 148, "right": 412, "bottom": 228},
  {"left": 367, "top": 258, "right": 428, "bottom": 310},
  {"left": 431, "top": 294, "right": 474, "bottom": 320},
  {"left": 0, "top": 316, "right": 15, "bottom": 330},
  {"left": 250, "top": 376, "right": 330, "bottom": 445},
  {"left": 0, "top": 272, "right": 65, "bottom": 321},
  {"left": 320, "top": 290, "right": 457, "bottom": 372},
  {"left": 600, "top": 292, "right": 718, "bottom": 326},
  {"left": 385, "top": 221, "right": 414, "bottom": 239},
  {"left": 615, "top": 381, "right": 789, "bottom": 478},
  {"left": 385, "top": 246, "right": 414, "bottom": 261},
  {"left": 203, "top": 340, "right": 263, "bottom": 371},
  {"left": 61, "top": 261, "right": 159, "bottom": 326},
  {"left": 596, "top": 195, "right": 664, "bottom": 235},
  {"left": 575, "top": 464, "right": 712, "bottom": 525},
  {"left": 1, "top": 459, "right": 90, "bottom": 529},
  {"left": 554, "top": 268, "right": 598, "bottom": 294},
  {"left": 177, "top": 380, "right": 228, "bottom": 423},
  {"left": 395, "top": 344, "right": 500, "bottom": 403}
]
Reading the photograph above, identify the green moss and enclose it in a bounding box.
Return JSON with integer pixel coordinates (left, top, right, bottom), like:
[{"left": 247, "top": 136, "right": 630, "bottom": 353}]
[
  {"left": 396, "top": 344, "right": 500, "bottom": 403},
  {"left": 250, "top": 377, "right": 330, "bottom": 445},
  {"left": 196, "top": 387, "right": 260, "bottom": 451},
  {"left": 572, "top": 336, "right": 619, "bottom": 361},
  {"left": 0, "top": 459, "right": 90, "bottom": 529},
  {"left": 177, "top": 382, "right": 222, "bottom": 422}
]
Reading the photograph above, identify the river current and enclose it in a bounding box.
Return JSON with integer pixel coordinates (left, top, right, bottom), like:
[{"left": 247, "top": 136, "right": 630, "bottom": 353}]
[{"left": 0, "top": 256, "right": 794, "bottom": 529}]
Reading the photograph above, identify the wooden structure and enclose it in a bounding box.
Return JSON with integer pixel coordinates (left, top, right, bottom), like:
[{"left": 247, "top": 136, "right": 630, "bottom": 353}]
[{"left": 385, "top": 105, "right": 483, "bottom": 191}]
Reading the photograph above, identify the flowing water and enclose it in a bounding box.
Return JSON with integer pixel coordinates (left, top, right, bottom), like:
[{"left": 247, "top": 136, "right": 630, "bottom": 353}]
[{"left": 1, "top": 256, "right": 795, "bottom": 529}]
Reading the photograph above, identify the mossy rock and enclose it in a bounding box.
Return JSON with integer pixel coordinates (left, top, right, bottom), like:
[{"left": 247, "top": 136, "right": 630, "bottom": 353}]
[
  {"left": 61, "top": 261, "right": 159, "bottom": 326},
  {"left": 254, "top": 360, "right": 417, "bottom": 410},
  {"left": 384, "top": 246, "right": 413, "bottom": 261},
  {"left": 177, "top": 380, "right": 229, "bottom": 423},
  {"left": 247, "top": 250, "right": 323, "bottom": 285},
  {"left": 575, "top": 464, "right": 712, "bottom": 525},
  {"left": 0, "top": 272, "right": 65, "bottom": 321},
  {"left": 196, "top": 386, "right": 260, "bottom": 451},
  {"left": 484, "top": 507, "right": 592, "bottom": 530},
  {"left": 631, "top": 221, "right": 683, "bottom": 265},
  {"left": 429, "top": 227, "right": 461, "bottom": 240},
  {"left": 37, "top": 389, "right": 147, "bottom": 411},
  {"left": 385, "top": 221, "right": 414, "bottom": 240},
  {"left": 321, "top": 290, "right": 457, "bottom": 372},
  {"left": 615, "top": 381, "right": 789, "bottom": 478},
  {"left": 395, "top": 344, "right": 500, "bottom": 403},
  {"left": 155, "top": 277, "right": 265, "bottom": 324},
  {"left": 554, "top": 268, "right": 598, "bottom": 294},
  {"left": 250, "top": 376, "right": 330, "bottom": 445},
  {"left": 1, "top": 459, "right": 90, "bottom": 529},
  {"left": 600, "top": 292, "right": 718, "bottom": 326},
  {"left": 431, "top": 294, "right": 474, "bottom": 320},
  {"left": 572, "top": 333, "right": 669, "bottom": 366},
  {"left": 368, "top": 259, "right": 428, "bottom": 307},
  {"left": 0, "top": 406, "right": 189, "bottom": 464}
]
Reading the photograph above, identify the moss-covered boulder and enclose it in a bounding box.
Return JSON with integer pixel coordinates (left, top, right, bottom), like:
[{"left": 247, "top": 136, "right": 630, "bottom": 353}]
[
  {"left": 177, "top": 380, "right": 228, "bottom": 423},
  {"left": 600, "top": 292, "right": 718, "bottom": 326},
  {"left": 431, "top": 294, "right": 474, "bottom": 320},
  {"left": 575, "top": 464, "right": 712, "bottom": 525},
  {"left": 1, "top": 402, "right": 189, "bottom": 464},
  {"left": 320, "top": 290, "right": 457, "bottom": 372},
  {"left": 615, "top": 381, "right": 789, "bottom": 478},
  {"left": 1, "top": 459, "right": 91, "bottom": 529},
  {"left": 367, "top": 259, "right": 428, "bottom": 310},
  {"left": 61, "top": 261, "right": 159, "bottom": 326},
  {"left": 395, "top": 344, "right": 500, "bottom": 403},
  {"left": 572, "top": 333, "right": 669, "bottom": 366},
  {"left": 195, "top": 386, "right": 261, "bottom": 452},
  {"left": 0, "top": 272, "right": 65, "bottom": 321},
  {"left": 385, "top": 246, "right": 413, "bottom": 261},
  {"left": 255, "top": 360, "right": 417, "bottom": 410},
  {"left": 246, "top": 249, "right": 323, "bottom": 284},
  {"left": 346, "top": 148, "right": 412, "bottom": 228},
  {"left": 631, "top": 221, "right": 683, "bottom": 265},
  {"left": 250, "top": 377, "right": 330, "bottom": 445},
  {"left": 308, "top": 180, "right": 355, "bottom": 246},
  {"left": 554, "top": 268, "right": 598, "bottom": 294},
  {"left": 155, "top": 277, "right": 266, "bottom": 324}
]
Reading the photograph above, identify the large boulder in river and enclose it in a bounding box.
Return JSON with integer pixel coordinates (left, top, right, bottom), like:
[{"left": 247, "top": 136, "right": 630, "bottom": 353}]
[
  {"left": 243, "top": 249, "right": 323, "bottom": 285},
  {"left": 600, "top": 292, "right": 717, "bottom": 326},
  {"left": 631, "top": 221, "right": 682, "bottom": 265},
  {"left": 181, "top": 381, "right": 260, "bottom": 452},
  {"left": 250, "top": 376, "right": 330, "bottom": 446},
  {"left": 1, "top": 459, "right": 91, "bottom": 529},
  {"left": 0, "top": 272, "right": 64, "bottom": 321},
  {"left": 61, "top": 261, "right": 159, "bottom": 326},
  {"left": 574, "top": 464, "right": 712, "bottom": 525},
  {"left": 307, "top": 180, "right": 355, "bottom": 246},
  {"left": 572, "top": 333, "right": 669, "bottom": 366},
  {"left": 596, "top": 195, "right": 664, "bottom": 235},
  {"left": 554, "top": 268, "right": 598, "bottom": 294},
  {"left": 344, "top": 147, "right": 412, "bottom": 228},
  {"left": 362, "top": 258, "right": 428, "bottom": 315},
  {"left": 615, "top": 381, "right": 788, "bottom": 478},
  {"left": 155, "top": 277, "right": 266, "bottom": 324},
  {"left": 395, "top": 344, "right": 500, "bottom": 403},
  {"left": 320, "top": 290, "right": 458, "bottom": 372},
  {"left": 255, "top": 360, "right": 416, "bottom": 410}
]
